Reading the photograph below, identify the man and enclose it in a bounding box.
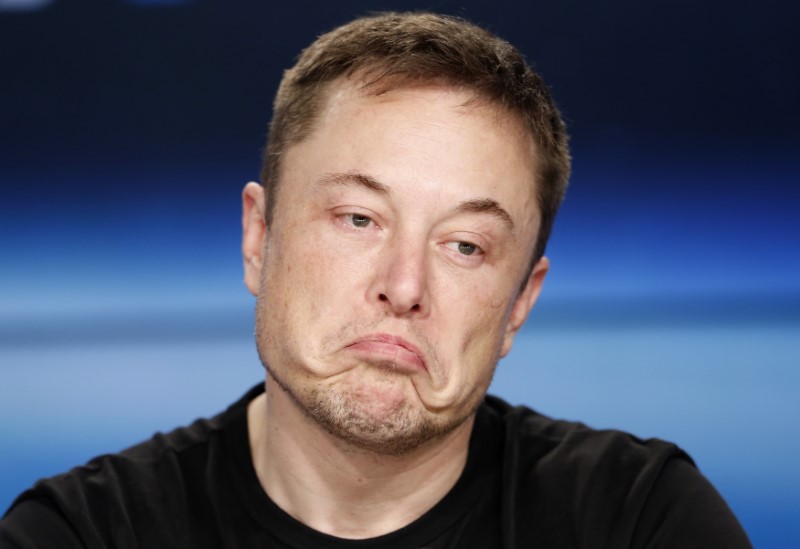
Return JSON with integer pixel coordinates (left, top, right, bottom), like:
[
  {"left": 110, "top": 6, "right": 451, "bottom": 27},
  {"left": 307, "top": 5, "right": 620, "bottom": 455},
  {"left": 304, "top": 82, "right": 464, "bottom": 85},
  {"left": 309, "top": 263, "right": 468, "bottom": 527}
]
[{"left": 1, "top": 12, "right": 750, "bottom": 548}]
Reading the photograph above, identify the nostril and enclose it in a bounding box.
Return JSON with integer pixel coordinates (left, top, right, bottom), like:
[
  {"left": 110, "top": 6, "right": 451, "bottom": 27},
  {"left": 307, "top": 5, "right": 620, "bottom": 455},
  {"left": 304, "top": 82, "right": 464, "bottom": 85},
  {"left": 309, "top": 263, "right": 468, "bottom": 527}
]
[{"left": 377, "top": 293, "right": 422, "bottom": 313}]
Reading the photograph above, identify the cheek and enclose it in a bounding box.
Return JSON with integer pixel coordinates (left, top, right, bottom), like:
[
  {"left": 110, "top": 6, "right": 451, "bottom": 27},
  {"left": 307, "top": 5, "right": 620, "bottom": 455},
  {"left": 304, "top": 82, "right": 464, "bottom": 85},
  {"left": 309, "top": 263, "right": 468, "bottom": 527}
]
[
  {"left": 265, "top": 224, "right": 324, "bottom": 293},
  {"left": 264, "top": 222, "right": 376, "bottom": 331},
  {"left": 435, "top": 277, "right": 512, "bottom": 378},
  {"left": 451, "top": 275, "right": 510, "bottom": 339}
]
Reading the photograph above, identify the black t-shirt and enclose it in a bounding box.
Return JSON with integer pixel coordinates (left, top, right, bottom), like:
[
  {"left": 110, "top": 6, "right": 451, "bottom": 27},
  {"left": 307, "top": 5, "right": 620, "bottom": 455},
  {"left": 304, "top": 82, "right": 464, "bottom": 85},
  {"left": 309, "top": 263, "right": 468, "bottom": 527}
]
[{"left": 1, "top": 385, "right": 751, "bottom": 548}]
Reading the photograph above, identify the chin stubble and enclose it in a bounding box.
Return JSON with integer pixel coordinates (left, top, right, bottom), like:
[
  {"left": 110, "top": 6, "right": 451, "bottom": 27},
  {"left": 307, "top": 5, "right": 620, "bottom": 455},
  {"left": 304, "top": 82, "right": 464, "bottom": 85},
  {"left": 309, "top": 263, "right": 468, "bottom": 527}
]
[{"left": 264, "top": 362, "right": 472, "bottom": 456}]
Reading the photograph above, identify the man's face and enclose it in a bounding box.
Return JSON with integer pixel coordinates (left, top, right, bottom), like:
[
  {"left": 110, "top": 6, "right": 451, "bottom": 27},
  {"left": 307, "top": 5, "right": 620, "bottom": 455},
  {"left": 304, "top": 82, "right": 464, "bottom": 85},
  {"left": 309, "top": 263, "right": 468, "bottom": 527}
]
[{"left": 242, "top": 80, "right": 548, "bottom": 455}]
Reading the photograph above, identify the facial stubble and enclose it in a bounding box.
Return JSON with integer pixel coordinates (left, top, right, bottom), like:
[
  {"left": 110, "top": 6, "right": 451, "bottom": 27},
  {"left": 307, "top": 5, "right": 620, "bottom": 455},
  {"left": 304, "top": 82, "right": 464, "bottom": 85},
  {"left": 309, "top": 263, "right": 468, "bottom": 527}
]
[
  {"left": 262, "top": 356, "right": 483, "bottom": 456},
  {"left": 253, "top": 226, "right": 503, "bottom": 455},
  {"left": 255, "top": 305, "right": 489, "bottom": 456}
]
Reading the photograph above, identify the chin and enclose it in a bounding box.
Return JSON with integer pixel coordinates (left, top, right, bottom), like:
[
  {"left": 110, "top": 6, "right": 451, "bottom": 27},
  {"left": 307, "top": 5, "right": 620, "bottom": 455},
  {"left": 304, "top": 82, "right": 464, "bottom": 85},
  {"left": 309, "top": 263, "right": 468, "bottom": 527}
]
[{"left": 268, "top": 362, "right": 469, "bottom": 455}]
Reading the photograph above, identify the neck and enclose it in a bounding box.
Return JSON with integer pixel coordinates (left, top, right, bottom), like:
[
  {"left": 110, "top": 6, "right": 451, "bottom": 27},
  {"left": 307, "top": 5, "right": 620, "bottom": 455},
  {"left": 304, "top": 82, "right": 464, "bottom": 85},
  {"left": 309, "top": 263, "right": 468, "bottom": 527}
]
[{"left": 247, "top": 378, "right": 474, "bottom": 540}]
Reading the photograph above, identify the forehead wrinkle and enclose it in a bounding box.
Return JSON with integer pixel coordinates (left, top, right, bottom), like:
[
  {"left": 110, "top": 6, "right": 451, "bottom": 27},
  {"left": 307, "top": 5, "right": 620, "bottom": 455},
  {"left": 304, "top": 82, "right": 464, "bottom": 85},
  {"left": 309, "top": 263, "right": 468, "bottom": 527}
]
[
  {"left": 316, "top": 171, "right": 391, "bottom": 195},
  {"left": 455, "top": 198, "right": 515, "bottom": 234},
  {"left": 317, "top": 172, "right": 517, "bottom": 235}
]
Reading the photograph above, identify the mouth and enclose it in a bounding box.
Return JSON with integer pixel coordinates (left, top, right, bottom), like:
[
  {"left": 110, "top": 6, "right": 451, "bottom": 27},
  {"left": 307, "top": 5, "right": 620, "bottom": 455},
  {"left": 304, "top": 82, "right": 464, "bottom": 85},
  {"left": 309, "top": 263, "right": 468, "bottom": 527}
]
[{"left": 345, "top": 333, "right": 427, "bottom": 373}]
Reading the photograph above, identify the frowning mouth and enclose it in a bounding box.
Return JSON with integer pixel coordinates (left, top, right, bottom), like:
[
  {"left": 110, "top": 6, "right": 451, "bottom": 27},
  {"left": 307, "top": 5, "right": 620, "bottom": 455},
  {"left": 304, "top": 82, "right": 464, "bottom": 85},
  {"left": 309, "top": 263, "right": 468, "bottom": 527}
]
[{"left": 345, "top": 333, "right": 427, "bottom": 372}]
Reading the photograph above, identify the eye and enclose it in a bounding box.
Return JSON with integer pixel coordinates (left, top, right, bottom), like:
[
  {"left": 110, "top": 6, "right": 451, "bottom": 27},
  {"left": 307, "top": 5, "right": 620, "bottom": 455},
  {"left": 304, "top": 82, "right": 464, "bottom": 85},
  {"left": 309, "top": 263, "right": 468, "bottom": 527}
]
[
  {"left": 457, "top": 242, "right": 479, "bottom": 256},
  {"left": 348, "top": 214, "right": 373, "bottom": 228},
  {"left": 447, "top": 240, "right": 483, "bottom": 257}
]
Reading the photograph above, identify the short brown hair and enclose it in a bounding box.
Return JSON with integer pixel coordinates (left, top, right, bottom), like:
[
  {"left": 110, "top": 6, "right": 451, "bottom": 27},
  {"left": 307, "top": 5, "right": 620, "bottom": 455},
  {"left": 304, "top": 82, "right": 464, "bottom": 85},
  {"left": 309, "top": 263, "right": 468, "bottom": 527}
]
[{"left": 261, "top": 11, "right": 570, "bottom": 265}]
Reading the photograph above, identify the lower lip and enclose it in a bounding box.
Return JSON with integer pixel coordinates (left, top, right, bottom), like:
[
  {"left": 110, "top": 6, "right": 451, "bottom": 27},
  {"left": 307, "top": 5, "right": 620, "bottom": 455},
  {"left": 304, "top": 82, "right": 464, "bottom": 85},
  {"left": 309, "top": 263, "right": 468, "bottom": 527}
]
[{"left": 346, "top": 340, "right": 426, "bottom": 372}]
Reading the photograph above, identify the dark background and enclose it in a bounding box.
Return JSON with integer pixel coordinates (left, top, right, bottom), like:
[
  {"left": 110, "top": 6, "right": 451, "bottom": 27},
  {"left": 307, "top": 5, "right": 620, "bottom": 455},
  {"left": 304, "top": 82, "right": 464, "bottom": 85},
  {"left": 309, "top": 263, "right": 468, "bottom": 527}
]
[{"left": 1, "top": 1, "right": 798, "bottom": 546}]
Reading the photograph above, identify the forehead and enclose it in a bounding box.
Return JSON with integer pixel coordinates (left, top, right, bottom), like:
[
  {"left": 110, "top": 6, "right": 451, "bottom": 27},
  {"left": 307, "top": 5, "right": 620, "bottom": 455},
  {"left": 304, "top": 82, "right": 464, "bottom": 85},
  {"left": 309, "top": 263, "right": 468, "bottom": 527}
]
[
  {"left": 317, "top": 76, "right": 532, "bottom": 149},
  {"left": 282, "top": 78, "right": 540, "bottom": 232}
]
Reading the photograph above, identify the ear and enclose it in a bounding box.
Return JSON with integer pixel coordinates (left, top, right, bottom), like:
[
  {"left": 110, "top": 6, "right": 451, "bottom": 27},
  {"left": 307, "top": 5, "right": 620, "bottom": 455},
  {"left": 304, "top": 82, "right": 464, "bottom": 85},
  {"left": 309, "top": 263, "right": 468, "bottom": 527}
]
[
  {"left": 242, "top": 182, "right": 267, "bottom": 296},
  {"left": 500, "top": 257, "right": 549, "bottom": 358}
]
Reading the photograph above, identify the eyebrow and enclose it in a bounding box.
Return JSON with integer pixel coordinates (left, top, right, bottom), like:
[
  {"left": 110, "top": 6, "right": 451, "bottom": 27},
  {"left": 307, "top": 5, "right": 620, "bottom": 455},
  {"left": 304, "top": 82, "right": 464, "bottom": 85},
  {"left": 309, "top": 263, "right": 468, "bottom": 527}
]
[
  {"left": 317, "top": 172, "right": 390, "bottom": 194},
  {"left": 456, "top": 198, "right": 515, "bottom": 233},
  {"left": 318, "top": 171, "right": 514, "bottom": 233}
]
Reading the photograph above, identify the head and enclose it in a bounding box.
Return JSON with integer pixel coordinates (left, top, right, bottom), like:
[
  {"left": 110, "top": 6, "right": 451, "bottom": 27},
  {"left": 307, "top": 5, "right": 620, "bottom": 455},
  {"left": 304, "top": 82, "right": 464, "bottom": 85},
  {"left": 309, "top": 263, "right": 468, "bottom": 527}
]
[
  {"left": 261, "top": 12, "right": 570, "bottom": 268},
  {"left": 242, "top": 12, "right": 570, "bottom": 456}
]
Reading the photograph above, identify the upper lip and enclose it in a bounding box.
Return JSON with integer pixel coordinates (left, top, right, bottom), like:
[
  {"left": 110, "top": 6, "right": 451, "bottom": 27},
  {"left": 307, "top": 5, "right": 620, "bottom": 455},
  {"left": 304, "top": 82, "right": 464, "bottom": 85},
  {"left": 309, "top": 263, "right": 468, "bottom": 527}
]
[{"left": 347, "top": 333, "right": 427, "bottom": 370}]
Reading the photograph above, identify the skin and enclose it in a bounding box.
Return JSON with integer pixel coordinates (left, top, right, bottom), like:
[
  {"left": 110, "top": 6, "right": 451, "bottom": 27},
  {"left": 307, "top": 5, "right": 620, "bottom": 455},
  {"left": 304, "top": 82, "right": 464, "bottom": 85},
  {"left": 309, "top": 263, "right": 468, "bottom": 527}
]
[{"left": 241, "top": 78, "right": 549, "bottom": 538}]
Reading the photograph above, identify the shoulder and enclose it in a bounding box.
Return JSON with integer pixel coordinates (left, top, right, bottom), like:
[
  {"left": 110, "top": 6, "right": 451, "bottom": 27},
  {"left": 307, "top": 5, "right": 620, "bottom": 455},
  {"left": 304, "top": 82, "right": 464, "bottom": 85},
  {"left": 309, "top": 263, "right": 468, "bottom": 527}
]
[
  {"left": 480, "top": 395, "right": 752, "bottom": 548},
  {"left": 482, "top": 393, "right": 688, "bottom": 476},
  {"left": 0, "top": 384, "right": 262, "bottom": 547}
]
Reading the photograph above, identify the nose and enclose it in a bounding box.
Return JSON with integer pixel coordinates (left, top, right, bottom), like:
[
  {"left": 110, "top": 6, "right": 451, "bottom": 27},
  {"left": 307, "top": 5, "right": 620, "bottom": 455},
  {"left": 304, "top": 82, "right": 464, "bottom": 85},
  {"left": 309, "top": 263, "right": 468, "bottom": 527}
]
[{"left": 370, "top": 238, "right": 430, "bottom": 317}]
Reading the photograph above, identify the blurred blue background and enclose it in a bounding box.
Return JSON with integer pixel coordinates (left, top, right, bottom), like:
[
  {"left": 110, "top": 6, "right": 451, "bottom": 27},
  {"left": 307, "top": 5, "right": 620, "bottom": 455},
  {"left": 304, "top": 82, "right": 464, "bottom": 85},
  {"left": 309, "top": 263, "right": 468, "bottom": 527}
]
[{"left": 1, "top": 0, "right": 798, "bottom": 546}]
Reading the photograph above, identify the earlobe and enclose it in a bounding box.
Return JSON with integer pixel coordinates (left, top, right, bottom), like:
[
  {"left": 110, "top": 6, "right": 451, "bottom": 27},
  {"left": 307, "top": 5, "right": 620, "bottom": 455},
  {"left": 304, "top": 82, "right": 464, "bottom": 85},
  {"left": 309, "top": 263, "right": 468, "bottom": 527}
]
[
  {"left": 500, "top": 257, "right": 549, "bottom": 358},
  {"left": 242, "top": 182, "right": 267, "bottom": 296}
]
